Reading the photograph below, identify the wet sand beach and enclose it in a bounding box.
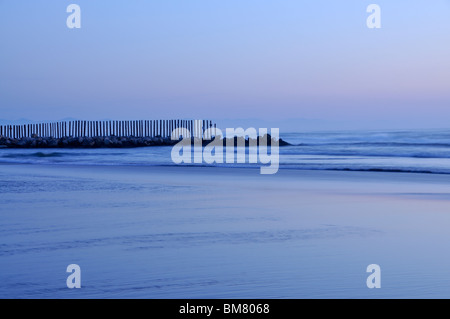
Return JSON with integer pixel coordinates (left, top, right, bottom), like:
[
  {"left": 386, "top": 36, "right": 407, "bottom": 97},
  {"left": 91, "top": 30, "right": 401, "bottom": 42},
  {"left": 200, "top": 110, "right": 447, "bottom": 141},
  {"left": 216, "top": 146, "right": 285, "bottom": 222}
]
[{"left": 1, "top": 164, "right": 450, "bottom": 298}]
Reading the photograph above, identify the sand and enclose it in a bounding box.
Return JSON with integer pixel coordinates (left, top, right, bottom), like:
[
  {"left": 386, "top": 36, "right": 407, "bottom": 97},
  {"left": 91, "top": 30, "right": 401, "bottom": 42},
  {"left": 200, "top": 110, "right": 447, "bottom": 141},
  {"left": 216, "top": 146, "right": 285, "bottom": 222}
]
[{"left": 1, "top": 164, "right": 450, "bottom": 298}]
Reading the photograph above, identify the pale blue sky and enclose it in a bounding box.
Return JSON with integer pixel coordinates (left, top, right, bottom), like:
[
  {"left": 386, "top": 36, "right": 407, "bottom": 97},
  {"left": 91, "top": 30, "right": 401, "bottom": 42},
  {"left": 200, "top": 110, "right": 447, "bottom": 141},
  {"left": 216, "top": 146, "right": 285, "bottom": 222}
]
[{"left": 0, "top": 1, "right": 449, "bottom": 129}]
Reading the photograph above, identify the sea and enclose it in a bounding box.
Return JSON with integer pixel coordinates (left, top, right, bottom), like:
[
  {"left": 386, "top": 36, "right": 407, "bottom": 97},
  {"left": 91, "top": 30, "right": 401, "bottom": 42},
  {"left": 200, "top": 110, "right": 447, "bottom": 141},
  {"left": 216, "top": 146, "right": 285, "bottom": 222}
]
[{"left": 1, "top": 129, "right": 450, "bottom": 174}]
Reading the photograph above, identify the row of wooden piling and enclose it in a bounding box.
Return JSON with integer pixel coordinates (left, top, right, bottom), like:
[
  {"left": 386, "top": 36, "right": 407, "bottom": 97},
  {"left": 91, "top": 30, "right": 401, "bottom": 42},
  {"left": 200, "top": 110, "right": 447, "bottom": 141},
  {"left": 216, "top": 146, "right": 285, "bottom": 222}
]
[{"left": 0, "top": 120, "right": 217, "bottom": 140}]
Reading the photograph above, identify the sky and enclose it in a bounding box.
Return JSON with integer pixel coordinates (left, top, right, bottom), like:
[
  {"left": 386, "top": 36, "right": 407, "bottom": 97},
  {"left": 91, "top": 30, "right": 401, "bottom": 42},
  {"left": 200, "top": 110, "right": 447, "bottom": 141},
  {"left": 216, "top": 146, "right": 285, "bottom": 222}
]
[{"left": 0, "top": 0, "right": 449, "bottom": 130}]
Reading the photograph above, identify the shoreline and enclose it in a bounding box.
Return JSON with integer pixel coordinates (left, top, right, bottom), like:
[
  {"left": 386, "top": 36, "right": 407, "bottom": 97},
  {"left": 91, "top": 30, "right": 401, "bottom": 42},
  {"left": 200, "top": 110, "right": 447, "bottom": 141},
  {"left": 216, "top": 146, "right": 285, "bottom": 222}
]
[
  {"left": 2, "top": 159, "right": 450, "bottom": 298},
  {"left": 1, "top": 161, "right": 450, "bottom": 185},
  {"left": 1, "top": 160, "right": 450, "bottom": 181}
]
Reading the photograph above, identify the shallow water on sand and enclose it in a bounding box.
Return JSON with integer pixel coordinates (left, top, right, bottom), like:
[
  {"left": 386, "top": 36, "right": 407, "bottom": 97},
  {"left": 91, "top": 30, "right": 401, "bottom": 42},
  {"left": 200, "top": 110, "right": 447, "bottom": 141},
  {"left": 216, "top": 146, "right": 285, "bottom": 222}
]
[{"left": 1, "top": 164, "right": 450, "bottom": 298}]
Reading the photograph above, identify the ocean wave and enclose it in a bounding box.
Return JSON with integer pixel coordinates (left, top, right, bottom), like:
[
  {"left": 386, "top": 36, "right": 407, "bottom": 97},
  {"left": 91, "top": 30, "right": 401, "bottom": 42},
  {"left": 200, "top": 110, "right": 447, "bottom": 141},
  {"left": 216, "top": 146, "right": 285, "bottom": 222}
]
[
  {"left": 2, "top": 130, "right": 450, "bottom": 175},
  {"left": 1, "top": 152, "right": 67, "bottom": 158}
]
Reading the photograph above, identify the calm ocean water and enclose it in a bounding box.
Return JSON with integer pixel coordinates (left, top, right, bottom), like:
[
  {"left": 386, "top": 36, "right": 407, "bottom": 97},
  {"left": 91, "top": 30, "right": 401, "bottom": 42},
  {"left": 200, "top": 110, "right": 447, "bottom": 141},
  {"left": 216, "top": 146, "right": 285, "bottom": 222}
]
[{"left": 2, "top": 130, "right": 450, "bottom": 174}]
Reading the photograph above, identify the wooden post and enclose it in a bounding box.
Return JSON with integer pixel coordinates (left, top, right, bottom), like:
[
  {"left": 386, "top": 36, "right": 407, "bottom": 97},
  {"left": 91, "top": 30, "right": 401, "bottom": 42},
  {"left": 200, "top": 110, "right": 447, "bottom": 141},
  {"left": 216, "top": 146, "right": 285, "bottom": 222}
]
[
  {"left": 167, "top": 120, "right": 172, "bottom": 139},
  {"left": 149, "top": 120, "right": 152, "bottom": 138},
  {"left": 162, "top": 120, "right": 165, "bottom": 138},
  {"left": 203, "top": 120, "right": 206, "bottom": 139},
  {"left": 180, "top": 120, "right": 183, "bottom": 138}
]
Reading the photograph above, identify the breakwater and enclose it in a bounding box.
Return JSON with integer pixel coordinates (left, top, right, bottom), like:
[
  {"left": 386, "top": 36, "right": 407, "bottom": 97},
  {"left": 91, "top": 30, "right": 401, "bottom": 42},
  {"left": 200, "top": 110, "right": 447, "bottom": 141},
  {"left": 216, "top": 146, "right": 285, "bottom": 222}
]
[{"left": 0, "top": 134, "right": 289, "bottom": 148}]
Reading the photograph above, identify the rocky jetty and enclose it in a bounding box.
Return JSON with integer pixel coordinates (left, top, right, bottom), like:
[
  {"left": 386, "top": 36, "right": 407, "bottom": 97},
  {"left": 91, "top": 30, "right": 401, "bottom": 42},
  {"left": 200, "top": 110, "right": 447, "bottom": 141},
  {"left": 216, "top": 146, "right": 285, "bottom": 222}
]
[{"left": 0, "top": 134, "right": 290, "bottom": 148}]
